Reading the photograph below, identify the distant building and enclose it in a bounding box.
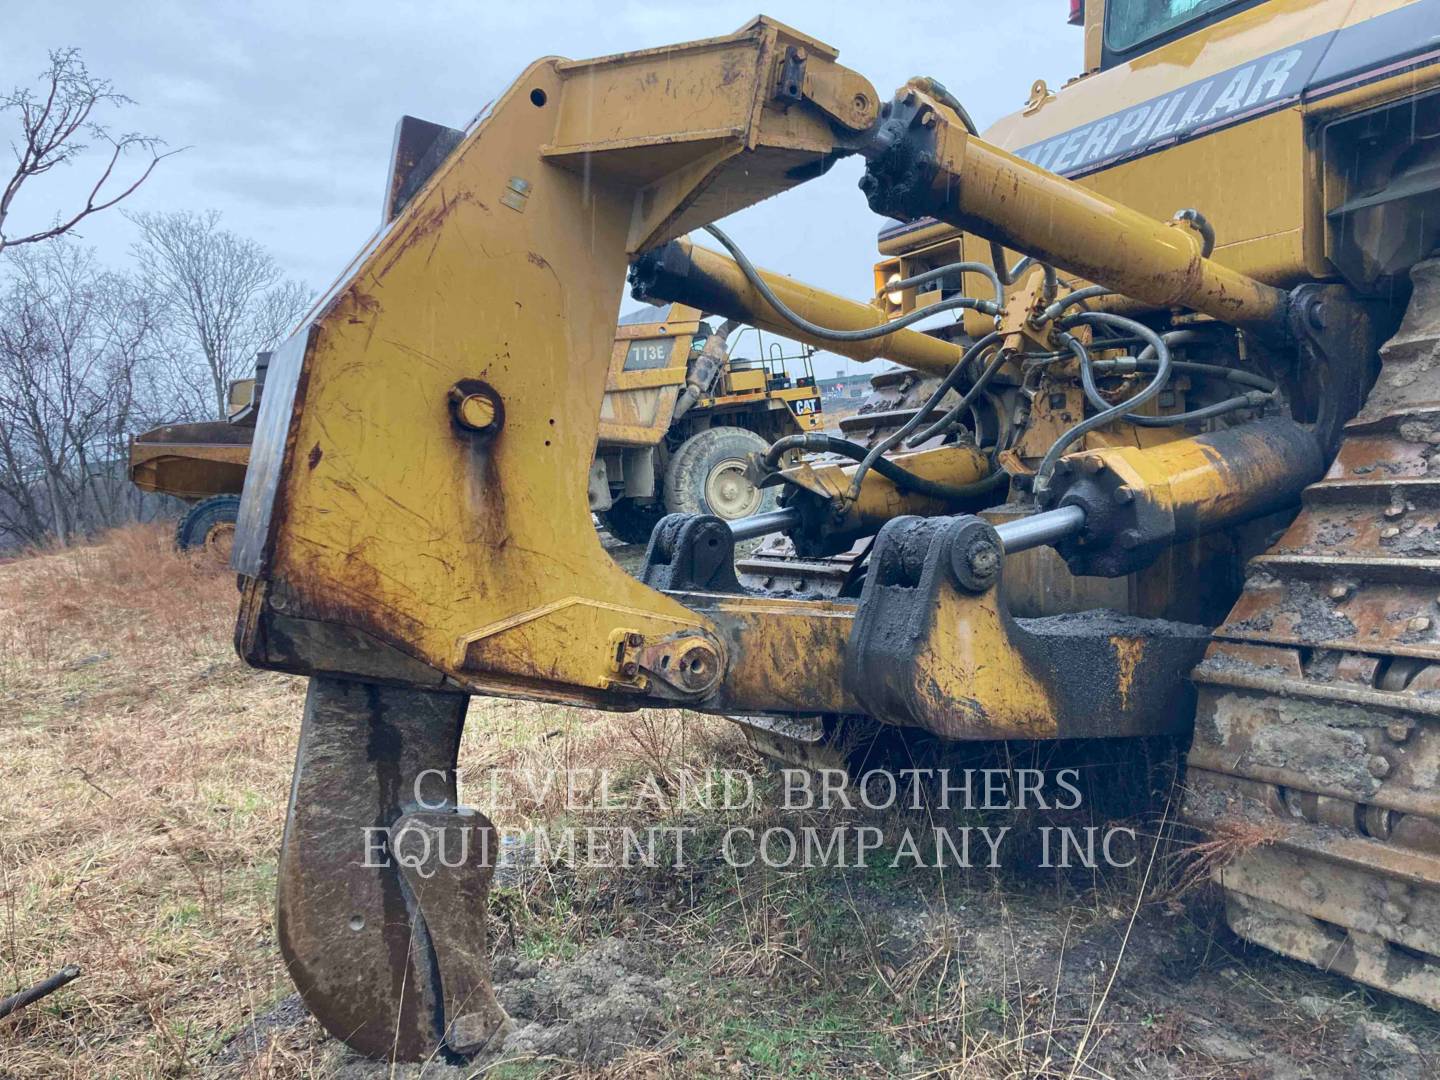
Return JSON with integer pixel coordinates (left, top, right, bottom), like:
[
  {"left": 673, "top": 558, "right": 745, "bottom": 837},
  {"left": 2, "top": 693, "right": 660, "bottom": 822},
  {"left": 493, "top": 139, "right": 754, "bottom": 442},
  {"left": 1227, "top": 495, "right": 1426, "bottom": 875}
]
[{"left": 821, "top": 372, "right": 875, "bottom": 402}]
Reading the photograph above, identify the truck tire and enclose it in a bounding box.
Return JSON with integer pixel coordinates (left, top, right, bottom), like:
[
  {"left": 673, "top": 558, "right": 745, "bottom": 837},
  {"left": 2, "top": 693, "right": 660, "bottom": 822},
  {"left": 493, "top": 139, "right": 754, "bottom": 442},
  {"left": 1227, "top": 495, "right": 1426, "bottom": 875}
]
[
  {"left": 175, "top": 494, "right": 241, "bottom": 557},
  {"left": 663, "top": 427, "right": 775, "bottom": 521},
  {"left": 599, "top": 498, "right": 667, "bottom": 545}
]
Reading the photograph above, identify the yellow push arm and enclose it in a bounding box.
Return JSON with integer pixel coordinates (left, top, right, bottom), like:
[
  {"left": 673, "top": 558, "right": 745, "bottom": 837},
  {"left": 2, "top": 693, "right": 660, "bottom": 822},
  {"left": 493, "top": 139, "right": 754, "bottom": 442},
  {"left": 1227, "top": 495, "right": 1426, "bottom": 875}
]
[
  {"left": 858, "top": 84, "right": 1291, "bottom": 337},
  {"left": 630, "top": 237, "right": 964, "bottom": 377},
  {"left": 234, "top": 18, "right": 882, "bottom": 707}
]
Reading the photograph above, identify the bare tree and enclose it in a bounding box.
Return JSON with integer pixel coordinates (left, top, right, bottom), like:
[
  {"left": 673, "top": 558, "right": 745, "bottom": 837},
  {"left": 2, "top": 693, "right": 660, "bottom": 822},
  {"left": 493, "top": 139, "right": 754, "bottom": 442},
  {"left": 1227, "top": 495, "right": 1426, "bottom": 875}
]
[
  {"left": 0, "top": 48, "right": 176, "bottom": 256},
  {"left": 129, "top": 209, "right": 311, "bottom": 418},
  {"left": 0, "top": 242, "right": 164, "bottom": 546}
]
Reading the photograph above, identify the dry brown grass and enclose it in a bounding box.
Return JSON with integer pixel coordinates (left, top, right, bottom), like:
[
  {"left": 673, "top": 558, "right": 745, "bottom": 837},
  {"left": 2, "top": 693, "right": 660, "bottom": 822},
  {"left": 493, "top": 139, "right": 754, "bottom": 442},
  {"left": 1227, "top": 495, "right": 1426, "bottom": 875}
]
[
  {"left": 0, "top": 524, "right": 743, "bottom": 1078},
  {"left": 1160, "top": 817, "right": 1286, "bottom": 901},
  {"left": 0, "top": 524, "right": 303, "bottom": 1077}
]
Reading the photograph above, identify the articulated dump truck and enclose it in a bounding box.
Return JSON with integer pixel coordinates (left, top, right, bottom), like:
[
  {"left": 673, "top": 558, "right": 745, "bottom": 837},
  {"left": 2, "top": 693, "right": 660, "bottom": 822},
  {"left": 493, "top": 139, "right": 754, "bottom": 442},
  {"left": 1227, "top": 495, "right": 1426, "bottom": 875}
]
[{"left": 229, "top": 2, "right": 1440, "bottom": 1060}]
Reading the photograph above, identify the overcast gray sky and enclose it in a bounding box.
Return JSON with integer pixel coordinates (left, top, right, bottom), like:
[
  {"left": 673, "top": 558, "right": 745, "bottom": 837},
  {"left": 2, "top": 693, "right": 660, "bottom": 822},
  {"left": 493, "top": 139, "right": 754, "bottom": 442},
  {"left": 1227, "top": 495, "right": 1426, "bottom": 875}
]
[{"left": 3, "top": 1, "right": 1080, "bottom": 378}]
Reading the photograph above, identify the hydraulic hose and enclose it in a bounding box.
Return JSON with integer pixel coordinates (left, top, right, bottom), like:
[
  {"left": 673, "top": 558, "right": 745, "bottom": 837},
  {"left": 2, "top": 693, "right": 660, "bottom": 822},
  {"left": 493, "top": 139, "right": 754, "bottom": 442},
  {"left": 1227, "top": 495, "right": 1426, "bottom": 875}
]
[
  {"left": 991, "top": 246, "right": 1059, "bottom": 295},
  {"left": 1090, "top": 358, "right": 1275, "bottom": 393},
  {"left": 991, "top": 242, "right": 1018, "bottom": 285},
  {"left": 1041, "top": 285, "right": 1111, "bottom": 323},
  {"left": 702, "top": 225, "right": 999, "bottom": 339},
  {"left": 671, "top": 318, "right": 740, "bottom": 421},
  {"left": 1072, "top": 328, "right": 1278, "bottom": 428},
  {"left": 911, "top": 77, "right": 979, "bottom": 135},
  {"left": 843, "top": 330, "right": 1005, "bottom": 502},
  {"left": 904, "top": 343, "right": 1011, "bottom": 448},
  {"left": 1032, "top": 312, "right": 1173, "bottom": 499},
  {"left": 1083, "top": 360, "right": 1275, "bottom": 428},
  {"left": 1173, "top": 208, "right": 1216, "bottom": 257},
  {"left": 887, "top": 261, "right": 1003, "bottom": 310}
]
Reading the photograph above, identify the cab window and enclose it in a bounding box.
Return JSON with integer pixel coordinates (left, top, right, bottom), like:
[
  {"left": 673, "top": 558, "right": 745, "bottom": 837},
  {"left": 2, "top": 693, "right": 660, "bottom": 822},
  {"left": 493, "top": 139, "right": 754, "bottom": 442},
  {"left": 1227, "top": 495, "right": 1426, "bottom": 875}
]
[{"left": 1105, "top": 0, "right": 1241, "bottom": 53}]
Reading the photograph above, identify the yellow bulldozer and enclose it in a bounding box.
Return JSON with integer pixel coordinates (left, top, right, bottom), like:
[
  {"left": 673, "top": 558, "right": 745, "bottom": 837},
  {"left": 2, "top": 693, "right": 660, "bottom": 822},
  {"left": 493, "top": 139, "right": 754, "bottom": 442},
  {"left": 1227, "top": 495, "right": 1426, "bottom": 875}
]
[
  {"left": 128, "top": 308, "right": 824, "bottom": 549},
  {"left": 224, "top": 1, "right": 1440, "bottom": 1060}
]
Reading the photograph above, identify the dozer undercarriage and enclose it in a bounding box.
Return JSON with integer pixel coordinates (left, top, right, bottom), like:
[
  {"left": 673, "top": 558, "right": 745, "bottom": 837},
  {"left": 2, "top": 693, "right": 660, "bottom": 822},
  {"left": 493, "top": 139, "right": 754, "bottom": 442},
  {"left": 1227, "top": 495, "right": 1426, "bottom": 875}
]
[
  {"left": 1187, "top": 259, "right": 1440, "bottom": 1008},
  {"left": 225, "top": 9, "right": 1440, "bottom": 1061}
]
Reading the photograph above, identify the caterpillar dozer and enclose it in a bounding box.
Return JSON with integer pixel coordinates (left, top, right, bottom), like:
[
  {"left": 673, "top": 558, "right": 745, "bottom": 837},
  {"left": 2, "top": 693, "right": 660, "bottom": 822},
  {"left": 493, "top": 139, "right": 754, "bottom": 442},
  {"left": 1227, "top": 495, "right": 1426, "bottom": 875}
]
[{"left": 230, "top": 3, "right": 1440, "bottom": 1060}]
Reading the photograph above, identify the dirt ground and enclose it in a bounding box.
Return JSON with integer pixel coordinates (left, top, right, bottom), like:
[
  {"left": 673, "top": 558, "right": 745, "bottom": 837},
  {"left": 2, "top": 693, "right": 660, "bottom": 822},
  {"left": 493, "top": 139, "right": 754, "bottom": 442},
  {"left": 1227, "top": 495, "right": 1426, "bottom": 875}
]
[{"left": 2, "top": 526, "right": 1438, "bottom": 1078}]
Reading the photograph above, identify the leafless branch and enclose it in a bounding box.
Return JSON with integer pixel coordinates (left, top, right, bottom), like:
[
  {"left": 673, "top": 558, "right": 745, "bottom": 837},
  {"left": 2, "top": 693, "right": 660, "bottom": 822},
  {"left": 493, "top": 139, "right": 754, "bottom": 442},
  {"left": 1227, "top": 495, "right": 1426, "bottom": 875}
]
[
  {"left": 0, "top": 48, "right": 178, "bottom": 256},
  {"left": 130, "top": 209, "right": 313, "bottom": 418}
]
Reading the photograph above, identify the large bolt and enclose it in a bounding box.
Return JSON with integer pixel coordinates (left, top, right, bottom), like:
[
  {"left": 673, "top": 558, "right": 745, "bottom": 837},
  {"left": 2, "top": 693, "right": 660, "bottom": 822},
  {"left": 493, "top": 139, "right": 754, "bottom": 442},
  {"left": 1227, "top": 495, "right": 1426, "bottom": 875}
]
[
  {"left": 1368, "top": 754, "right": 1392, "bottom": 779},
  {"left": 667, "top": 639, "right": 722, "bottom": 695},
  {"left": 1384, "top": 503, "right": 1406, "bottom": 519},
  {"left": 1328, "top": 583, "right": 1350, "bottom": 601},
  {"left": 1409, "top": 615, "right": 1432, "bottom": 633},
  {"left": 1381, "top": 526, "right": 1401, "bottom": 539},
  {"left": 949, "top": 519, "right": 1003, "bottom": 593},
  {"left": 968, "top": 545, "right": 999, "bottom": 579}
]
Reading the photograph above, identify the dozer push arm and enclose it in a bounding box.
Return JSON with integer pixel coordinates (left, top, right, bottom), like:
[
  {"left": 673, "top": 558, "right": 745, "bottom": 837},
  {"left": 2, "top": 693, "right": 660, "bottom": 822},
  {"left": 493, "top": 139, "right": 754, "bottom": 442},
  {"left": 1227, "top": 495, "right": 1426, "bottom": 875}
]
[
  {"left": 631, "top": 237, "right": 965, "bottom": 377},
  {"left": 858, "top": 84, "right": 1292, "bottom": 338}
]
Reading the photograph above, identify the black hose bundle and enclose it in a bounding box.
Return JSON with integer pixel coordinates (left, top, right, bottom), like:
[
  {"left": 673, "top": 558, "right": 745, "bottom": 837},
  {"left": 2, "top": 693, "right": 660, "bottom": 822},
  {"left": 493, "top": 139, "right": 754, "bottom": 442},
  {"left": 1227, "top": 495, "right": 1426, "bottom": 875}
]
[{"left": 1031, "top": 312, "right": 1174, "bottom": 499}]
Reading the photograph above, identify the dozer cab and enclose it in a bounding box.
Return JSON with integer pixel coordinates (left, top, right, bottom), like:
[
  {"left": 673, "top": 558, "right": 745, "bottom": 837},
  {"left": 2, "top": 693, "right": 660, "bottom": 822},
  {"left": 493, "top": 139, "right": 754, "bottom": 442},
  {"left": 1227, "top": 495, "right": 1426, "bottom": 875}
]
[{"left": 227, "top": 4, "right": 1440, "bottom": 1061}]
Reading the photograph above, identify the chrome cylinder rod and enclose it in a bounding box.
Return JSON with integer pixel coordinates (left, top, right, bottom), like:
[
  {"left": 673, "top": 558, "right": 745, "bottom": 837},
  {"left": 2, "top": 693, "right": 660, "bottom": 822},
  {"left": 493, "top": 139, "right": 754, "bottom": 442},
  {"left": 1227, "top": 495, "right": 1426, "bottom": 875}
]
[
  {"left": 727, "top": 503, "right": 1087, "bottom": 552},
  {"left": 727, "top": 506, "right": 802, "bottom": 541},
  {"left": 993, "top": 505, "right": 1086, "bottom": 554}
]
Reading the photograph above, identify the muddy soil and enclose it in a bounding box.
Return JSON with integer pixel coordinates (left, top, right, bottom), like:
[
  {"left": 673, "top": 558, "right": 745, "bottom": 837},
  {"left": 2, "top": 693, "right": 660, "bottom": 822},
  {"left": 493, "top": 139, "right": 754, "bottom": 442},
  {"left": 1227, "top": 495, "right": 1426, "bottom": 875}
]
[
  {"left": 220, "top": 864, "right": 1440, "bottom": 1079},
  {"left": 304, "top": 940, "right": 669, "bottom": 1078}
]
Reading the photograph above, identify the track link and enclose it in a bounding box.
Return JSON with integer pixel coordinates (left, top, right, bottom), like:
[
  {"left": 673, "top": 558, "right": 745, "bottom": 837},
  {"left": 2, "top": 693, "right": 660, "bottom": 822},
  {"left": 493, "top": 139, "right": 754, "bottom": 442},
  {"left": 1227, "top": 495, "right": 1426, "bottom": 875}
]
[{"left": 1186, "top": 258, "right": 1440, "bottom": 1008}]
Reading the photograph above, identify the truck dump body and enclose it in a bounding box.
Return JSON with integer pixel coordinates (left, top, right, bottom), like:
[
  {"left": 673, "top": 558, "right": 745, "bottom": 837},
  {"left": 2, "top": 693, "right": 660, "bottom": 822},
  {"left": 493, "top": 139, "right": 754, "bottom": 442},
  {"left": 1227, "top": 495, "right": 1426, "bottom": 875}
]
[{"left": 129, "top": 421, "right": 252, "bottom": 503}]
